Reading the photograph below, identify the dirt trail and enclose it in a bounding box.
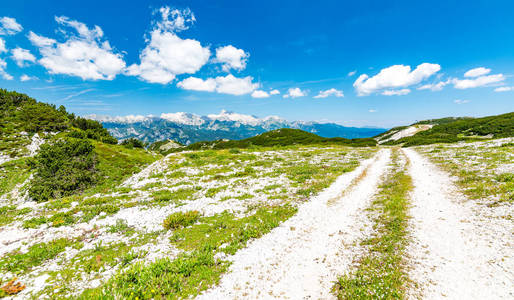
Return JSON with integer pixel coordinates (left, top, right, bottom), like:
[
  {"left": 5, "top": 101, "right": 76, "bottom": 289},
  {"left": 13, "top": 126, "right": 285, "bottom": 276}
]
[
  {"left": 404, "top": 148, "right": 514, "bottom": 299},
  {"left": 197, "top": 149, "right": 391, "bottom": 300}
]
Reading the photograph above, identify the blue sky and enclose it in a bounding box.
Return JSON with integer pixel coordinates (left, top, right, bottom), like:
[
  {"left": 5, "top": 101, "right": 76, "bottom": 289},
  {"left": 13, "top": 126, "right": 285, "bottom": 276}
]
[{"left": 0, "top": 0, "right": 513, "bottom": 127}]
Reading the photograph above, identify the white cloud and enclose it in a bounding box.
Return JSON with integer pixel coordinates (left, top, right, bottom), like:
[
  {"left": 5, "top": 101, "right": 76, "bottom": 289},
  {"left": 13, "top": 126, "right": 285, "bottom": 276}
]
[
  {"left": 269, "top": 89, "right": 280, "bottom": 95},
  {"left": 464, "top": 67, "right": 490, "bottom": 78},
  {"left": 313, "top": 88, "right": 344, "bottom": 98},
  {"left": 126, "top": 7, "right": 210, "bottom": 84},
  {"left": 62, "top": 88, "right": 95, "bottom": 101},
  {"left": 27, "top": 32, "right": 55, "bottom": 47},
  {"left": 0, "top": 38, "right": 6, "bottom": 53},
  {"left": 215, "top": 45, "right": 249, "bottom": 72},
  {"left": 348, "top": 70, "right": 356, "bottom": 76},
  {"left": 177, "top": 74, "right": 258, "bottom": 95},
  {"left": 417, "top": 79, "right": 450, "bottom": 91},
  {"left": 20, "top": 74, "right": 37, "bottom": 81},
  {"left": 381, "top": 88, "right": 411, "bottom": 96},
  {"left": 353, "top": 63, "right": 440, "bottom": 96},
  {"left": 0, "top": 17, "right": 23, "bottom": 35},
  {"left": 215, "top": 74, "right": 259, "bottom": 95},
  {"left": 494, "top": 86, "right": 513, "bottom": 92},
  {"left": 452, "top": 74, "right": 505, "bottom": 89},
  {"left": 251, "top": 90, "right": 269, "bottom": 98},
  {"left": 369, "top": 109, "right": 377, "bottom": 113},
  {"left": 11, "top": 47, "right": 35, "bottom": 67},
  {"left": 454, "top": 99, "right": 469, "bottom": 104},
  {"left": 28, "top": 17, "right": 125, "bottom": 80},
  {"left": 156, "top": 6, "right": 196, "bottom": 32},
  {"left": 0, "top": 58, "right": 13, "bottom": 80},
  {"left": 283, "top": 87, "right": 307, "bottom": 98},
  {"left": 177, "top": 77, "right": 216, "bottom": 92}
]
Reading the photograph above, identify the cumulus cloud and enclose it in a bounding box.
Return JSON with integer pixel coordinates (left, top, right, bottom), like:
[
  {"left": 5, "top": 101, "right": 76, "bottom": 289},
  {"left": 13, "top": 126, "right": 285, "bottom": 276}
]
[
  {"left": 369, "top": 109, "right": 377, "bottom": 113},
  {"left": 126, "top": 7, "right": 210, "bottom": 84},
  {"left": 464, "top": 67, "right": 490, "bottom": 78},
  {"left": 156, "top": 6, "right": 196, "bottom": 32},
  {"left": 215, "top": 74, "right": 259, "bottom": 95},
  {"left": 454, "top": 99, "right": 469, "bottom": 104},
  {"left": 215, "top": 45, "right": 249, "bottom": 72},
  {"left": 353, "top": 63, "right": 440, "bottom": 96},
  {"left": 28, "top": 17, "right": 125, "bottom": 80},
  {"left": 269, "top": 89, "right": 280, "bottom": 95},
  {"left": 283, "top": 87, "right": 307, "bottom": 98},
  {"left": 381, "top": 88, "right": 410, "bottom": 96},
  {"left": 177, "top": 76, "right": 216, "bottom": 92},
  {"left": 11, "top": 47, "right": 35, "bottom": 67},
  {"left": 347, "top": 70, "right": 356, "bottom": 76},
  {"left": 28, "top": 32, "right": 54, "bottom": 47},
  {"left": 0, "top": 58, "right": 13, "bottom": 80},
  {"left": 177, "top": 74, "right": 259, "bottom": 95},
  {"left": 20, "top": 74, "right": 37, "bottom": 81},
  {"left": 0, "top": 17, "right": 22, "bottom": 35},
  {"left": 417, "top": 79, "right": 450, "bottom": 91},
  {"left": 313, "top": 88, "right": 343, "bottom": 98},
  {"left": 494, "top": 86, "right": 513, "bottom": 92},
  {"left": 0, "top": 38, "right": 6, "bottom": 53},
  {"left": 251, "top": 90, "right": 269, "bottom": 98},
  {"left": 452, "top": 74, "right": 505, "bottom": 89}
]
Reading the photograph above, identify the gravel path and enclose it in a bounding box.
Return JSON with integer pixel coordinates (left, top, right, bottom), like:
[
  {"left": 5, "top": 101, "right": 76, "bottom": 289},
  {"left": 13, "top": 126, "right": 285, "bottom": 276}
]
[
  {"left": 404, "top": 148, "right": 514, "bottom": 299},
  {"left": 197, "top": 149, "right": 391, "bottom": 300}
]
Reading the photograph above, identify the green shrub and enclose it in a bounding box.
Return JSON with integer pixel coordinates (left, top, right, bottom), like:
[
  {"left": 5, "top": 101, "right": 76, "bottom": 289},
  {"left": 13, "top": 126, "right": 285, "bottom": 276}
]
[
  {"left": 163, "top": 211, "right": 201, "bottom": 230},
  {"left": 121, "top": 138, "right": 146, "bottom": 149},
  {"left": 29, "top": 138, "right": 98, "bottom": 202}
]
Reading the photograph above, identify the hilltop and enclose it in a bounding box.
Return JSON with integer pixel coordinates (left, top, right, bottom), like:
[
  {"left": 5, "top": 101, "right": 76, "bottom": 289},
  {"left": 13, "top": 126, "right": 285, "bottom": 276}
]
[
  {"left": 0, "top": 89, "right": 160, "bottom": 203},
  {"left": 376, "top": 112, "right": 514, "bottom": 146},
  {"left": 169, "top": 128, "right": 377, "bottom": 153}
]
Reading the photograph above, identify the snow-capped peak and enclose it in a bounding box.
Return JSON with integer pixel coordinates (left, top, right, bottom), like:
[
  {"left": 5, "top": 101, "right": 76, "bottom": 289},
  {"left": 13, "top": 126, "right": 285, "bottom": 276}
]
[
  {"left": 86, "top": 114, "right": 150, "bottom": 124},
  {"left": 206, "top": 110, "right": 261, "bottom": 125},
  {"left": 160, "top": 112, "right": 205, "bottom": 126}
]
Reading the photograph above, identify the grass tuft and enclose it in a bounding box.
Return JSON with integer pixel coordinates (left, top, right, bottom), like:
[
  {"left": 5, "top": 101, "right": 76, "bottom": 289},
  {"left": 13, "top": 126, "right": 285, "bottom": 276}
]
[{"left": 163, "top": 211, "right": 201, "bottom": 230}]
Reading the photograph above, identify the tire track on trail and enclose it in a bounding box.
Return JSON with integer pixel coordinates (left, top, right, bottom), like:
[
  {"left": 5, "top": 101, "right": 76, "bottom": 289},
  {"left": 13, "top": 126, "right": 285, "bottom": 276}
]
[
  {"left": 404, "top": 148, "right": 514, "bottom": 299},
  {"left": 197, "top": 148, "right": 391, "bottom": 300}
]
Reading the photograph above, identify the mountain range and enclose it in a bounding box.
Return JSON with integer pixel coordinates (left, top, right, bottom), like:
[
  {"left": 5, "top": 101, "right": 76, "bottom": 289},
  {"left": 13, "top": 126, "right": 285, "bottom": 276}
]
[{"left": 88, "top": 110, "right": 387, "bottom": 145}]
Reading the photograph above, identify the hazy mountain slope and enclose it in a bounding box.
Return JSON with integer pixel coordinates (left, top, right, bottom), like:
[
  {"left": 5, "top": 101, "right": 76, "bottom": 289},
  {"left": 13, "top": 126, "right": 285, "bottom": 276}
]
[{"left": 94, "top": 111, "right": 386, "bottom": 145}]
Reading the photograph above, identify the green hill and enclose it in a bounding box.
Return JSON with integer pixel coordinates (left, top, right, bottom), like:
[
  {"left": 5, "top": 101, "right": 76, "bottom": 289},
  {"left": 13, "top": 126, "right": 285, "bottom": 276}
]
[
  {"left": 175, "top": 128, "right": 377, "bottom": 152},
  {"left": 0, "top": 89, "right": 159, "bottom": 202},
  {"left": 384, "top": 112, "right": 514, "bottom": 146}
]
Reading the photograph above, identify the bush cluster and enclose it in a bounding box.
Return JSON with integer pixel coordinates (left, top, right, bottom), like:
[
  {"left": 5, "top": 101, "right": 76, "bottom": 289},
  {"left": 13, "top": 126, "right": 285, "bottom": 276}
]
[
  {"left": 29, "top": 138, "right": 98, "bottom": 202},
  {"left": 121, "top": 138, "right": 146, "bottom": 149}
]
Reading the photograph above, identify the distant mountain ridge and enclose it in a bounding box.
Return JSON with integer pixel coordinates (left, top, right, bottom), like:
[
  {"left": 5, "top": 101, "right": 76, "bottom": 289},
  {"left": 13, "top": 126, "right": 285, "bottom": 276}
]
[{"left": 88, "top": 110, "right": 387, "bottom": 145}]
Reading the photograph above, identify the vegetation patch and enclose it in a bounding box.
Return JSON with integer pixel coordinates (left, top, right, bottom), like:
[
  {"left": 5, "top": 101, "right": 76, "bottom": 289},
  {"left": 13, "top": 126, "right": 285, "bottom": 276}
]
[
  {"left": 163, "top": 211, "right": 201, "bottom": 230},
  {"left": 81, "top": 250, "right": 228, "bottom": 300},
  {"left": 383, "top": 112, "right": 514, "bottom": 146},
  {"left": 0, "top": 158, "right": 30, "bottom": 197},
  {"left": 0, "top": 205, "right": 31, "bottom": 227},
  {"left": 418, "top": 142, "right": 514, "bottom": 205},
  {"left": 28, "top": 138, "right": 98, "bottom": 202},
  {"left": 0, "top": 238, "right": 80, "bottom": 276},
  {"left": 177, "top": 128, "right": 377, "bottom": 152},
  {"left": 333, "top": 150, "right": 413, "bottom": 299}
]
